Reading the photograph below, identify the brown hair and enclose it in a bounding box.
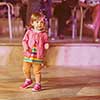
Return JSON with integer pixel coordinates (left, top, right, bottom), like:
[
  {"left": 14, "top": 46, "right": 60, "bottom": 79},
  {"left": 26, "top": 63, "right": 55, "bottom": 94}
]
[
  {"left": 27, "top": 12, "right": 48, "bottom": 32},
  {"left": 30, "top": 12, "right": 45, "bottom": 26}
]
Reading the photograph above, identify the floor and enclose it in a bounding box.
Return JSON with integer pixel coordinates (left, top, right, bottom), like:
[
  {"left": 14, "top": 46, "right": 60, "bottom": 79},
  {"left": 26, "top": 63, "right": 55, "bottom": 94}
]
[
  {"left": 0, "top": 37, "right": 100, "bottom": 100},
  {"left": 0, "top": 64, "right": 100, "bottom": 100}
]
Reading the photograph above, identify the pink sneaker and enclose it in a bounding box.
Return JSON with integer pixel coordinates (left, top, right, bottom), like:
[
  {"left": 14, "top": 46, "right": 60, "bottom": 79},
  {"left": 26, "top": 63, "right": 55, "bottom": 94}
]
[
  {"left": 20, "top": 79, "right": 32, "bottom": 89},
  {"left": 32, "top": 83, "right": 41, "bottom": 92}
]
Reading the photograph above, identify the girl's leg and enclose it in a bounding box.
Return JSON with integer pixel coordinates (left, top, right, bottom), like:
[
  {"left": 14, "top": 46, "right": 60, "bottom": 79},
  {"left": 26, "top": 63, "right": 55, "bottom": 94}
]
[
  {"left": 92, "top": 5, "right": 100, "bottom": 26},
  {"left": 20, "top": 62, "right": 33, "bottom": 88},
  {"left": 92, "top": 5, "right": 100, "bottom": 41},
  {"left": 23, "top": 61, "right": 32, "bottom": 79},
  {"left": 33, "top": 62, "right": 42, "bottom": 84},
  {"left": 94, "top": 21, "right": 100, "bottom": 41},
  {"left": 32, "top": 63, "right": 42, "bottom": 91}
]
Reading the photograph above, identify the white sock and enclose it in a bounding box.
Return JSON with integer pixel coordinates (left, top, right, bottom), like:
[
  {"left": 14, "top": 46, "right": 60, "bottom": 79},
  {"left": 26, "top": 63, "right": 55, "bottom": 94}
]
[{"left": 26, "top": 79, "right": 31, "bottom": 81}]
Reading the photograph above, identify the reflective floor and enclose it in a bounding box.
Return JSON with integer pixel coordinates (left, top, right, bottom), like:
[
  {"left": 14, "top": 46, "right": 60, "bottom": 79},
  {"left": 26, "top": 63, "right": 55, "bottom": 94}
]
[
  {"left": 0, "top": 37, "right": 100, "bottom": 100},
  {"left": 0, "top": 64, "right": 100, "bottom": 100}
]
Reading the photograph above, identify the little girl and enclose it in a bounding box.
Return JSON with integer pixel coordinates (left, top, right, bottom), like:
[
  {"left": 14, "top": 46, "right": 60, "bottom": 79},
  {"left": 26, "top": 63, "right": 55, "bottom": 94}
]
[{"left": 20, "top": 12, "right": 49, "bottom": 92}]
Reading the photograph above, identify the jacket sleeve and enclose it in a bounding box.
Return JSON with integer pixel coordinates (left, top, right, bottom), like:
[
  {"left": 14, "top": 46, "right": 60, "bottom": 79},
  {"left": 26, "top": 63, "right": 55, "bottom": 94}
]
[
  {"left": 43, "top": 32, "right": 49, "bottom": 50},
  {"left": 22, "top": 30, "right": 29, "bottom": 51},
  {"left": 43, "top": 32, "right": 48, "bottom": 43}
]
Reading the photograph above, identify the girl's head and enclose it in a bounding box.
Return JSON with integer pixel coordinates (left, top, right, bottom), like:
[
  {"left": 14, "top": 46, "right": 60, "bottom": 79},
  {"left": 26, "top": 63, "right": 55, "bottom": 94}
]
[{"left": 30, "top": 12, "right": 46, "bottom": 31}]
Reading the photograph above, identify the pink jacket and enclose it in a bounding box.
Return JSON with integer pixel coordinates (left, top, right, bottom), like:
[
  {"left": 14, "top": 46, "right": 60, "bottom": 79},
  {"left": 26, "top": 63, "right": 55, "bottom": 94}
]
[{"left": 22, "top": 28, "right": 48, "bottom": 58}]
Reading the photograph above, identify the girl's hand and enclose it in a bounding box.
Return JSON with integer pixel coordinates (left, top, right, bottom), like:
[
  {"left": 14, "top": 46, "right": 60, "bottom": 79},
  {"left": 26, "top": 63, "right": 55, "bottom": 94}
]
[
  {"left": 23, "top": 51, "right": 31, "bottom": 57},
  {"left": 44, "top": 43, "right": 49, "bottom": 50},
  {"left": 23, "top": 46, "right": 29, "bottom": 52},
  {"left": 23, "top": 48, "right": 28, "bottom": 52}
]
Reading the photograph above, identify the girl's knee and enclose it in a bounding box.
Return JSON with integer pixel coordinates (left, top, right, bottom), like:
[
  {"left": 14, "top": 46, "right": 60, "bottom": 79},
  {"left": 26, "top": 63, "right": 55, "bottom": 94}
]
[{"left": 33, "top": 63, "right": 42, "bottom": 75}]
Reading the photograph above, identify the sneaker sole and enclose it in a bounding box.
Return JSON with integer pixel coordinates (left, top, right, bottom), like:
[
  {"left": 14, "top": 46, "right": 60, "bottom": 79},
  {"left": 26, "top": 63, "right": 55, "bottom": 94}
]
[
  {"left": 20, "top": 83, "right": 32, "bottom": 89},
  {"left": 32, "top": 88, "right": 41, "bottom": 92}
]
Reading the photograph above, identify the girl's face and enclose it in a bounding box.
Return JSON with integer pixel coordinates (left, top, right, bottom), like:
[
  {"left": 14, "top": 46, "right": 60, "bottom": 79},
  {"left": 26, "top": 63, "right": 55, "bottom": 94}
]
[{"left": 31, "top": 19, "right": 45, "bottom": 31}]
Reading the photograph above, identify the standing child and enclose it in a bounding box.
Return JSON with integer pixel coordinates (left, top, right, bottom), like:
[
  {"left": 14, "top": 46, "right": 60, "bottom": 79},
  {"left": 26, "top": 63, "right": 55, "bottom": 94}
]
[{"left": 20, "top": 12, "right": 49, "bottom": 92}]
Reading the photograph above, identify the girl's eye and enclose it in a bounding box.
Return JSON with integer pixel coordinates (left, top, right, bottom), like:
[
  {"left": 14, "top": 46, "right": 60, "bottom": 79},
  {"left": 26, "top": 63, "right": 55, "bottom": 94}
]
[{"left": 36, "top": 20, "right": 39, "bottom": 23}]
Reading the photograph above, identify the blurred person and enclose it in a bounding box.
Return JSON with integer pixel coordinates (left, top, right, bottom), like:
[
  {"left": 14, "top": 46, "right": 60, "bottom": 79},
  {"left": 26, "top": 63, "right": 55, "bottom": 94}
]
[
  {"left": 79, "top": 0, "right": 100, "bottom": 42},
  {"left": 20, "top": 0, "right": 27, "bottom": 28},
  {"left": 40, "top": 0, "right": 52, "bottom": 28},
  {"left": 26, "top": 0, "right": 41, "bottom": 25},
  {"left": 54, "top": 0, "right": 72, "bottom": 39},
  {"left": 14, "top": 1, "right": 21, "bottom": 18},
  {"left": 3, "top": 0, "right": 16, "bottom": 5}
]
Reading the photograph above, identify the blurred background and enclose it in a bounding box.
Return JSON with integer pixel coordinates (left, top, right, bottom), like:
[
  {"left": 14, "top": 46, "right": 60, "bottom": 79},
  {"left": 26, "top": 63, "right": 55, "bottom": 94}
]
[{"left": 0, "top": 0, "right": 95, "bottom": 40}]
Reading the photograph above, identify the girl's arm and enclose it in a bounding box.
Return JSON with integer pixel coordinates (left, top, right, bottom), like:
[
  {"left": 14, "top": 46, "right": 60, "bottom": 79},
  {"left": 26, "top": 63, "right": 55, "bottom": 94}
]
[
  {"left": 22, "top": 31, "right": 29, "bottom": 52},
  {"left": 43, "top": 32, "right": 49, "bottom": 50},
  {"left": 44, "top": 43, "right": 49, "bottom": 50}
]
